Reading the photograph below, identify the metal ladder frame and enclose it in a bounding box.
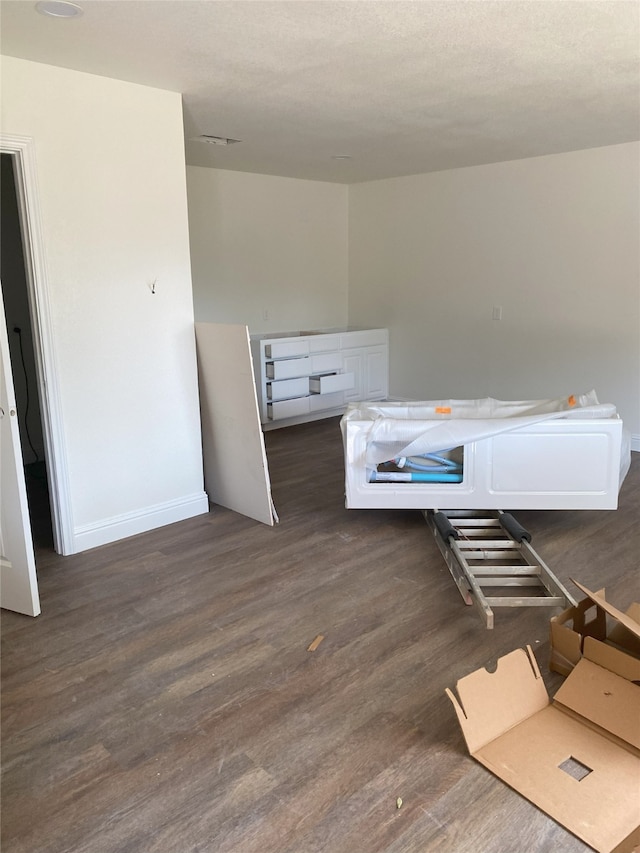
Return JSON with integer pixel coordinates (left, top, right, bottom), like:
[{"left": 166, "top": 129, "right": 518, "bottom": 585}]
[{"left": 424, "top": 509, "right": 576, "bottom": 629}]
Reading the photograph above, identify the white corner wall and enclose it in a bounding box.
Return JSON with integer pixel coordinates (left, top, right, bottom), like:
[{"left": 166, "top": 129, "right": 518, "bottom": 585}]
[
  {"left": 348, "top": 143, "right": 640, "bottom": 444},
  {"left": 187, "top": 167, "right": 349, "bottom": 333},
  {"left": 1, "top": 56, "right": 208, "bottom": 552}
]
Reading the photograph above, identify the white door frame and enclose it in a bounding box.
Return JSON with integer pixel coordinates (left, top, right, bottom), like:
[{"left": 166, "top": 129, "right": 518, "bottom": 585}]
[{"left": 1, "top": 133, "right": 74, "bottom": 555}]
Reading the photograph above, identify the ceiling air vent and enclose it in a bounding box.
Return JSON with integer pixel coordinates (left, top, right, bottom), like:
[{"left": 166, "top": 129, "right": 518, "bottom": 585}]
[{"left": 193, "top": 135, "right": 241, "bottom": 146}]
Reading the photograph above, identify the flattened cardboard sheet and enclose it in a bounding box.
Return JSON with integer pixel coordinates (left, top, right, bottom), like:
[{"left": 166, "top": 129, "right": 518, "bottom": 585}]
[
  {"left": 476, "top": 705, "right": 640, "bottom": 853},
  {"left": 447, "top": 644, "right": 640, "bottom": 853}
]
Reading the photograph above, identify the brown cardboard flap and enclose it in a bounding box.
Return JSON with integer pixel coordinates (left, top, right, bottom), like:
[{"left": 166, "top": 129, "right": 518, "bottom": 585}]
[
  {"left": 611, "top": 827, "right": 640, "bottom": 853},
  {"left": 445, "top": 646, "right": 548, "bottom": 754},
  {"left": 571, "top": 581, "right": 640, "bottom": 639},
  {"left": 549, "top": 590, "right": 608, "bottom": 676},
  {"left": 584, "top": 635, "right": 640, "bottom": 683},
  {"left": 550, "top": 587, "right": 640, "bottom": 677},
  {"left": 609, "top": 602, "right": 640, "bottom": 657},
  {"left": 554, "top": 654, "right": 640, "bottom": 750}
]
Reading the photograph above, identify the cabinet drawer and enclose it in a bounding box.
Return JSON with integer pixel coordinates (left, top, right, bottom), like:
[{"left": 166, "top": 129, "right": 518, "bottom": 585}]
[
  {"left": 266, "top": 357, "right": 311, "bottom": 380},
  {"left": 341, "top": 329, "right": 387, "bottom": 349},
  {"left": 310, "top": 352, "right": 342, "bottom": 374},
  {"left": 265, "top": 340, "right": 309, "bottom": 359},
  {"left": 308, "top": 334, "right": 342, "bottom": 353},
  {"left": 268, "top": 396, "right": 310, "bottom": 420},
  {"left": 267, "top": 377, "right": 310, "bottom": 401},
  {"left": 309, "top": 391, "right": 345, "bottom": 412},
  {"left": 309, "top": 372, "right": 355, "bottom": 394}
]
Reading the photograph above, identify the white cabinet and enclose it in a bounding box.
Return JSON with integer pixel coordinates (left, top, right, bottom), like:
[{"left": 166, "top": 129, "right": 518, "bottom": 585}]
[{"left": 251, "top": 328, "right": 388, "bottom": 428}]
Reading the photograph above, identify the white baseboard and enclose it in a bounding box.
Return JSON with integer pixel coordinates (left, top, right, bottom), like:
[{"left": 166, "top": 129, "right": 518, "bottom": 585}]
[{"left": 71, "top": 492, "right": 209, "bottom": 554}]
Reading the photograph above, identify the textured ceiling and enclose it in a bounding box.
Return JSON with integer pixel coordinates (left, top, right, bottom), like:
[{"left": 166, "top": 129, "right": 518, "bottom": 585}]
[{"left": 1, "top": 0, "right": 639, "bottom": 183}]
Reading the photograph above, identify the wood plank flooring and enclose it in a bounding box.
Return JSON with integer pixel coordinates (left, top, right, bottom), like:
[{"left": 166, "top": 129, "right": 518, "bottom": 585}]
[{"left": 2, "top": 418, "right": 639, "bottom": 853}]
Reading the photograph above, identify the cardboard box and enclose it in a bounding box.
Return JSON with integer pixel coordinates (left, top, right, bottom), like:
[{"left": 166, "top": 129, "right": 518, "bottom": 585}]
[
  {"left": 550, "top": 581, "right": 640, "bottom": 676},
  {"left": 446, "top": 586, "right": 640, "bottom": 853}
]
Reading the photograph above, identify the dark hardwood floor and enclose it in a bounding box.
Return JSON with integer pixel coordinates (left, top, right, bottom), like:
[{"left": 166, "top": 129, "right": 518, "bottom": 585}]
[{"left": 2, "top": 418, "right": 639, "bottom": 853}]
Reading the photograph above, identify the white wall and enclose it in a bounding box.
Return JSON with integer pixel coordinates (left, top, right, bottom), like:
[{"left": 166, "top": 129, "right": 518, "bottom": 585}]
[
  {"left": 187, "top": 167, "right": 348, "bottom": 334},
  {"left": 1, "top": 57, "right": 208, "bottom": 552},
  {"left": 348, "top": 143, "right": 640, "bottom": 442}
]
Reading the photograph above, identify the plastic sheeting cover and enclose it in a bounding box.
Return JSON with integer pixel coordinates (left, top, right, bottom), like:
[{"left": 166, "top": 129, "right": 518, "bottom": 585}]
[{"left": 340, "top": 391, "right": 618, "bottom": 466}]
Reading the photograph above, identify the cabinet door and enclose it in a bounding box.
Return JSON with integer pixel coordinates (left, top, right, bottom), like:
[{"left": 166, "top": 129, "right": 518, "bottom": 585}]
[
  {"left": 364, "top": 346, "right": 388, "bottom": 399},
  {"left": 343, "top": 346, "right": 388, "bottom": 402},
  {"left": 342, "top": 349, "right": 364, "bottom": 402}
]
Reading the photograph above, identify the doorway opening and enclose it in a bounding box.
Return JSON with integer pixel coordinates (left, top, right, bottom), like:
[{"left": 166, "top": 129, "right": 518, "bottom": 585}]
[{"left": 1, "top": 154, "right": 53, "bottom": 551}]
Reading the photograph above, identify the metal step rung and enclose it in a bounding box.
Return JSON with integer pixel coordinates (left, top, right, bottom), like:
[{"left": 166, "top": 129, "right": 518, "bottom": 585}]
[
  {"left": 456, "top": 550, "right": 523, "bottom": 561},
  {"left": 471, "top": 566, "right": 542, "bottom": 577},
  {"left": 453, "top": 528, "right": 503, "bottom": 538},
  {"left": 484, "top": 595, "right": 567, "bottom": 608},
  {"left": 472, "top": 577, "right": 546, "bottom": 587}
]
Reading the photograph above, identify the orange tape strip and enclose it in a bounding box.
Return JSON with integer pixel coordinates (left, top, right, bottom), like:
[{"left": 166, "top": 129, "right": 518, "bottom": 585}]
[{"left": 436, "top": 406, "right": 452, "bottom": 414}]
